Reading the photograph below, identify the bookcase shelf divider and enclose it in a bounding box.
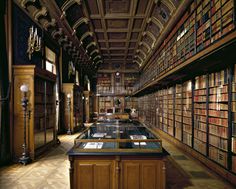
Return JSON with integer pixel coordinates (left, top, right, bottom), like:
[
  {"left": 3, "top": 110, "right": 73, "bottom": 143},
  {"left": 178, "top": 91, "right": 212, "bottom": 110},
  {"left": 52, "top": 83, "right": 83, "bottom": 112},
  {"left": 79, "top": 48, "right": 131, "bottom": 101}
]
[
  {"left": 228, "top": 65, "right": 233, "bottom": 170},
  {"left": 206, "top": 73, "right": 210, "bottom": 157}
]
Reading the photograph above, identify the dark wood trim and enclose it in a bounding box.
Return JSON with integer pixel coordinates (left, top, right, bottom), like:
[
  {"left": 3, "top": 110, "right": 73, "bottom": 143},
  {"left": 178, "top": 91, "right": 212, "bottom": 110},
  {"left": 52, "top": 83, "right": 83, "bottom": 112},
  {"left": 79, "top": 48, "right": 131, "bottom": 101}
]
[{"left": 228, "top": 65, "right": 233, "bottom": 171}]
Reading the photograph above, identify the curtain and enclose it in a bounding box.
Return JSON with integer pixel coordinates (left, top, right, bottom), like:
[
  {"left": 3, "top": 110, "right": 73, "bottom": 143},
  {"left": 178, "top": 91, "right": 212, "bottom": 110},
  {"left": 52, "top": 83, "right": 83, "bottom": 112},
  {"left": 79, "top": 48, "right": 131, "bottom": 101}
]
[{"left": 0, "top": 0, "right": 10, "bottom": 165}]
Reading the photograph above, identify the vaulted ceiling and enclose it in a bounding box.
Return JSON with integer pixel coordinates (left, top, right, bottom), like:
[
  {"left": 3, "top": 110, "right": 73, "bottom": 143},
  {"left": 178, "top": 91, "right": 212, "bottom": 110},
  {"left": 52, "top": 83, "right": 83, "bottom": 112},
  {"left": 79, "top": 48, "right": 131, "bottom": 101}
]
[{"left": 15, "top": 0, "right": 184, "bottom": 74}]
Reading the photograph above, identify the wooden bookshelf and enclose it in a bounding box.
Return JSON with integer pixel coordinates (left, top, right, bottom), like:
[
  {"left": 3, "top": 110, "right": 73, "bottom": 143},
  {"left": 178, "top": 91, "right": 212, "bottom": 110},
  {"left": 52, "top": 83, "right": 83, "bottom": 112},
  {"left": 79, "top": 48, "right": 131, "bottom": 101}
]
[
  {"left": 163, "top": 89, "right": 168, "bottom": 133},
  {"left": 182, "top": 80, "right": 193, "bottom": 147},
  {"left": 194, "top": 75, "right": 207, "bottom": 155},
  {"left": 156, "top": 90, "right": 163, "bottom": 130},
  {"left": 231, "top": 64, "right": 236, "bottom": 173},
  {"left": 175, "top": 84, "right": 183, "bottom": 141},
  {"left": 98, "top": 96, "right": 113, "bottom": 114},
  {"left": 208, "top": 69, "right": 229, "bottom": 168},
  {"left": 135, "top": 0, "right": 235, "bottom": 92},
  {"left": 167, "top": 87, "right": 174, "bottom": 136},
  {"left": 13, "top": 65, "right": 57, "bottom": 160},
  {"left": 97, "top": 73, "right": 112, "bottom": 94}
]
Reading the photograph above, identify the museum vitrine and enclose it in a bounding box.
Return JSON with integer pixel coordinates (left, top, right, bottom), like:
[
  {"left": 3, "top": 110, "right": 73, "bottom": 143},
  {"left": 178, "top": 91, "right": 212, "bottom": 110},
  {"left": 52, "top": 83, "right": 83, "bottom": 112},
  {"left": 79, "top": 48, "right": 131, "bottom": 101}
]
[{"left": 68, "top": 120, "right": 168, "bottom": 189}]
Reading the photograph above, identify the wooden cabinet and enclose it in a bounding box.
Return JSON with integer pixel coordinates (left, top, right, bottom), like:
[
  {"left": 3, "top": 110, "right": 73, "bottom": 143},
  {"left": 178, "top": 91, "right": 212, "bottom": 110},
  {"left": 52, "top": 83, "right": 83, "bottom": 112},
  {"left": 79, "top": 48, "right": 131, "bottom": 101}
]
[
  {"left": 62, "top": 83, "right": 83, "bottom": 133},
  {"left": 68, "top": 121, "right": 167, "bottom": 189},
  {"left": 72, "top": 157, "right": 116, "bottom": 189},
  {"left": 13, "top": 65, "right": 57, "bottom": 160},
  {"left": 121, "top": 158, "right": 165, "bottom": 189},
  {"left": 69, "top": 156, "right": 166, "bottom": 189}
]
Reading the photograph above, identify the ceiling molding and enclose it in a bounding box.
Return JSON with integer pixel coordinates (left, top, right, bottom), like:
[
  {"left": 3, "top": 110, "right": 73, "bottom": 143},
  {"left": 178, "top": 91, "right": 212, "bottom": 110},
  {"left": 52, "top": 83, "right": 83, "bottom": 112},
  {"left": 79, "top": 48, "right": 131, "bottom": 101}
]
[
  {"left": 32, "top": 7, "right": 47, "bottom": 21},
  {"left": 43, "top": 18, "right": 56, "bottom": 30},
  {"left": 51, "top": 28, "right": 63, "bottom": 39},
  {"left": 58, "top": 35, "right": 68, "bottom": 45},
  {"left": 19, "top": 0, "right": 35, "bottom": 8}
]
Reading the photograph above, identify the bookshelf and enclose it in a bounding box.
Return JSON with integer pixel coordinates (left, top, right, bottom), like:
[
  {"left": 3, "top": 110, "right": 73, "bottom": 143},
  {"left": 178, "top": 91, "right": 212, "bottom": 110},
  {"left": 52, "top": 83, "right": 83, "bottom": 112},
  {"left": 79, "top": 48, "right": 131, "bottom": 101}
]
[
  {"left": 208, "top": 69, "right": 229, "bottom": 168},
  {"left": 13, "top": 65, "right": 57, "bottom": 160},
  {"left": 182, "top": 80, "right": 193, "bottom": 147},
  {"left": 98, "top": 96, "right": 113, "bottom": 114},
  {"left": 163, "top": 89, "right": 168, "bottom": 133},
  {"left": 175, "top": 84, "right": 183, "bottom": 141},
  {"left": 174, "top": 84, "right": 183, "bottom": 140},
  {"left": 124, "top": 73, "right": 138, "bottom": 94},
  {"left": 96, "top": 73, "right": 112, "bottom": 94},
  {"left": 135, "top": 0, "right": 235, "bottom": 92},
  {"left": 167, "top": 87, "right": 174, "bottom": 136},
  {"left": 194, "top": 75, "right": 207, "bottom": 155},
  {"left": 232, "top": 64, "right": 236, "bottom": 173},
  {"left": 156, "top": 90, "right": 163, "bottom": 130}
]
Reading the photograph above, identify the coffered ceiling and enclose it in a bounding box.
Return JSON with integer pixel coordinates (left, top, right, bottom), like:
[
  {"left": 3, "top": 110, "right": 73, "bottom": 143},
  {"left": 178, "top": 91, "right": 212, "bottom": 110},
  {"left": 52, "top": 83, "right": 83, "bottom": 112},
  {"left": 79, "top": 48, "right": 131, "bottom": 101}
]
[
  {"left": 55, "top": 0, "right": 181, "bottom": 71},
  {"left": 15, "top": 0, "right": 184, "bottom": 74}
]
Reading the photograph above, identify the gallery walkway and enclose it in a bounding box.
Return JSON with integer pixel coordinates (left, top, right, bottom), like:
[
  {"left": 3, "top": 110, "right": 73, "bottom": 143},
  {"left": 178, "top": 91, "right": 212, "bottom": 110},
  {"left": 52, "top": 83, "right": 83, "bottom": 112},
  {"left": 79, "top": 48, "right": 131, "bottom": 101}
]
[{"left": 0, "top": 133, "right": 235, "bottom": 189}]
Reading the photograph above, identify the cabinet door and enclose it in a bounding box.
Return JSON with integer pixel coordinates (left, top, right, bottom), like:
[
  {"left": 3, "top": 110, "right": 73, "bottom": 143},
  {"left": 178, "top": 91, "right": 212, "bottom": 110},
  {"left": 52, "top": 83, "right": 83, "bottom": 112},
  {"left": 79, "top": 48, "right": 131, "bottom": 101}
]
[
  {"left": 74, "top": 160, "right": 115, "bottom": 189},
  {"left": 121, "top": 160, "right": 165, "bottom": 189}
]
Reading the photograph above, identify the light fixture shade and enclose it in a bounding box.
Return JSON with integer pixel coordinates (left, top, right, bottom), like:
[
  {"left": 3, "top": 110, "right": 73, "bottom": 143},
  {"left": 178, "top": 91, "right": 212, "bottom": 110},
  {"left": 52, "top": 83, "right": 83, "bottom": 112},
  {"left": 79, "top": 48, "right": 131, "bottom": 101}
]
[
  {"left": 20, "top": 84, "right": 29, "bottom": 92},
  {"left": 67, "top": 93, "right": 71, "bottom": 98}
]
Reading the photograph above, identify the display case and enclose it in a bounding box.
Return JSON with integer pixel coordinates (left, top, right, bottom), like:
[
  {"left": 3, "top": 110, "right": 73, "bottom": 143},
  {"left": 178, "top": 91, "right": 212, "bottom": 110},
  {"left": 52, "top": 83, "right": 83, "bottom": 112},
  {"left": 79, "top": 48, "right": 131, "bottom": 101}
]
[{"left": 68, "top": 121, "right": 168, "bottom": 189}]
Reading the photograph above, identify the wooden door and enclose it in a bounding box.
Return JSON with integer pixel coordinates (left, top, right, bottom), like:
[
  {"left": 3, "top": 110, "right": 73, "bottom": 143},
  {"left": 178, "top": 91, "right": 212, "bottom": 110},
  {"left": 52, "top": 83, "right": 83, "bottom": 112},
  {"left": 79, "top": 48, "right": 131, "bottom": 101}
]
[
  {"left": 74, "top": 160, "right": 116, "bottom": 189},
  {"left": 121, "top": 159, "right": 165, "bottom": 189}
]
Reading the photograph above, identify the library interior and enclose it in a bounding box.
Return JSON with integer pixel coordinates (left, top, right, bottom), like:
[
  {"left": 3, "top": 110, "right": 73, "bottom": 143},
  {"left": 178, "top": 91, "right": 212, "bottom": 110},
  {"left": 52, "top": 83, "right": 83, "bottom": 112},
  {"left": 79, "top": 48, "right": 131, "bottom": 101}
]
[{"left": 1, "top": 0, "right": 236, "bottom": 188}]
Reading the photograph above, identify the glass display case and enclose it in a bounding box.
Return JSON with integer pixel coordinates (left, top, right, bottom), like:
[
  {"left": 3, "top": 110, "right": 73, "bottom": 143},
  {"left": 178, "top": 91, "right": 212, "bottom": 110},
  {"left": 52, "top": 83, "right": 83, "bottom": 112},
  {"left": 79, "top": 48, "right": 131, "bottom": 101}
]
[
  {"left": 71, "top": 121, "right": 162, "bottom": 154},
  {"left": 68, "top": 120, "right": 168, "bottom": 189}
]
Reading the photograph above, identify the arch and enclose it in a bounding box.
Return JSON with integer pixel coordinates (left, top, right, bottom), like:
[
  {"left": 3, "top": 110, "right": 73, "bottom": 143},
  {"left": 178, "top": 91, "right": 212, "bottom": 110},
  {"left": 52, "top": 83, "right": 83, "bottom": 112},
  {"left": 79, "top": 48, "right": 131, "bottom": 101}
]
[
  {"left": 73, "top": 17, "right": 89, "bottom": 30},
  {"left": 86, "top": 42, "right": 96, "bottom": 51},
  {"left": 133, "top": 60, "right": 141, "bottom": 66},
  {"left": 90, "top": 49, "right": 99, "bottom": 56},
  {"left": 135, "top": 55, "right": 144, "bottom": 63},
  {"left": 136, "top": 49, "right": 147, "bottom": 59},
  {"left": 143, "top": 31, "right": 156, "bottom": 48},
  {"left": 151, "top": 17, "right": 164, "bottom": 30},
  {"left": 139, "top": 41, "right": 151, "bottom": 53},
  {"left": 93, "top": 55, "right": 101, "bottom": 61},
  {"left": 80, "top": 32, "right": 93, "bottom": 43},
  {"left": 163, "top": 0, "right": 176, "bottom": 14},
  {"left": 62, "top": 0, "right": 81, "bottom": 12},
  {"left": 96, "top": 60, "right": 103, "bottom": 64}
]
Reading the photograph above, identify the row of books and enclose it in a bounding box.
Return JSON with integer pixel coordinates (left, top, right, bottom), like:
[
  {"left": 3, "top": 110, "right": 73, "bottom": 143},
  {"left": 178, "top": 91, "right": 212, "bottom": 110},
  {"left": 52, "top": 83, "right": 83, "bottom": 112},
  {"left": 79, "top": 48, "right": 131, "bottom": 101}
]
[{"left": 137, "top": 0, "right": 235, "bottom": 90}]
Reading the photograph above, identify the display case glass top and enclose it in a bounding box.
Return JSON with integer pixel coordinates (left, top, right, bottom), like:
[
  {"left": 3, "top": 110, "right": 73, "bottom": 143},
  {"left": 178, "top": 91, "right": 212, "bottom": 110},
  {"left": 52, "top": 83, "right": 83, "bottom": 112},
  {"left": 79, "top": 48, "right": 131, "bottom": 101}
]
[{"left": 68, "top": 120, "right": 164, "bottom": 156}]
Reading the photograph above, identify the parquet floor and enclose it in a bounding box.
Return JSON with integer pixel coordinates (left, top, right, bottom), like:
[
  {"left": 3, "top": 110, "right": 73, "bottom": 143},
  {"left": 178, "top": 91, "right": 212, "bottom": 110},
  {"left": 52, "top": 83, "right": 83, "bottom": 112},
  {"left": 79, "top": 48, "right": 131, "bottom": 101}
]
[{"left": 0, "top": 133, "right": 235, "bottom": 189}]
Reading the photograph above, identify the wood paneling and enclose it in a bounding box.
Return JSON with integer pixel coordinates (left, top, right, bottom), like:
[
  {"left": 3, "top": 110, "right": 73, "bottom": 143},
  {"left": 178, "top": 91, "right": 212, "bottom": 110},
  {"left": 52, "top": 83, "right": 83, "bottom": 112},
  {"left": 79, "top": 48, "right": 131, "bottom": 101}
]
[
  {"left": 13, "top": 65, "right": 56, "bottom": 160},
  {"left": 74, "top": 160, "right": 115, "bottom": 189},
  {"left": 70, "top": 156, "right": 166, "bottom": 189}
]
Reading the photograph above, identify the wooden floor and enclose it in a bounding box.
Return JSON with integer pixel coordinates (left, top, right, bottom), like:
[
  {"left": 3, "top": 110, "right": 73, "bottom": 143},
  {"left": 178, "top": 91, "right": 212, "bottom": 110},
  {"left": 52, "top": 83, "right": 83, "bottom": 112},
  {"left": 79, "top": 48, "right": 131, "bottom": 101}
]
[{"left": 0, "top": 133, "right": 235, "bottom": 189}]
